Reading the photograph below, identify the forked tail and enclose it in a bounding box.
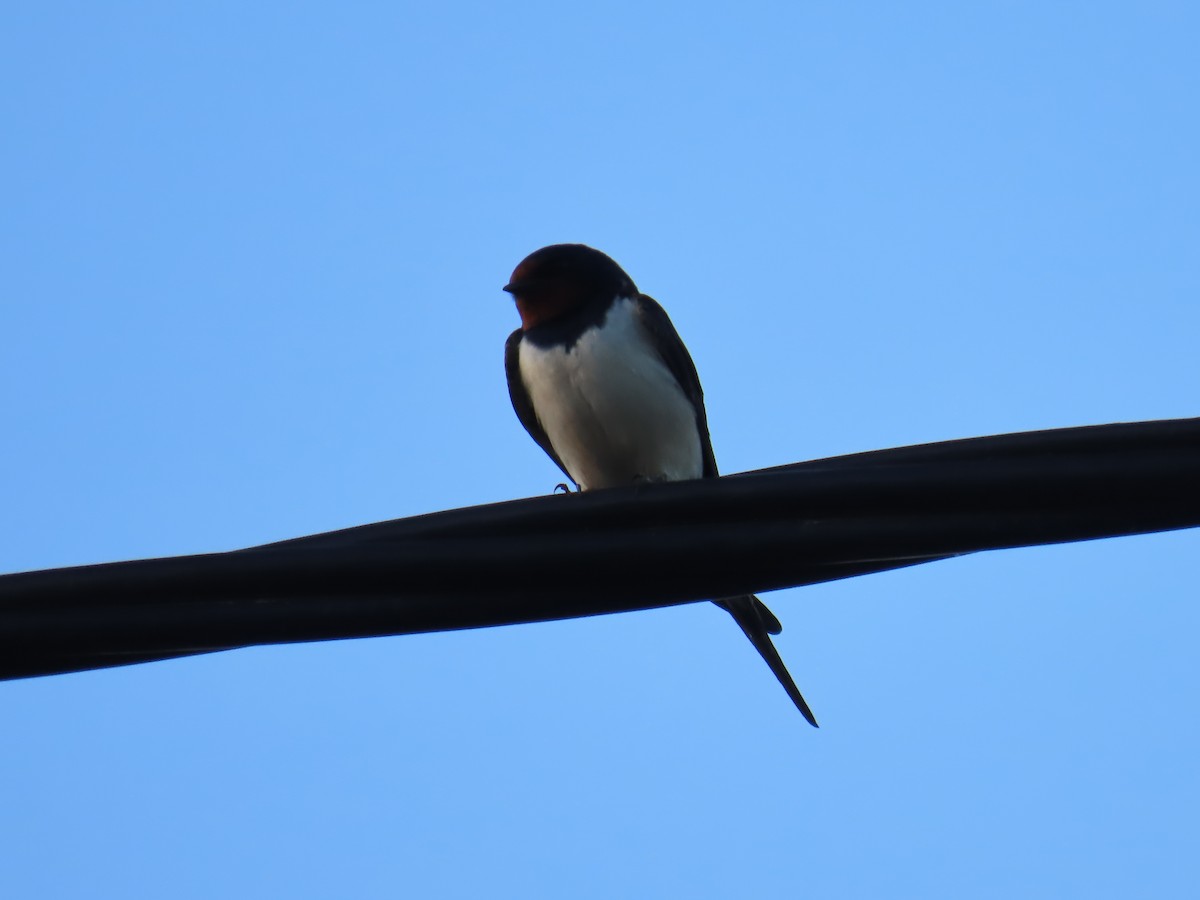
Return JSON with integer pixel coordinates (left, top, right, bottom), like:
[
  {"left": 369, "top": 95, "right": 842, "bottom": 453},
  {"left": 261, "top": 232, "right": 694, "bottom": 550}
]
[{"left": 716, "top": 595, "right": 819, "bottom": 727}]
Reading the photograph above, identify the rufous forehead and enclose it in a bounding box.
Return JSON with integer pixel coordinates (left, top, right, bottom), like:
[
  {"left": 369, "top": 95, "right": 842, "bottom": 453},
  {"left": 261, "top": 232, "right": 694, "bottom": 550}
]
[{"left": 511, "top": 249, "right": 556, "bottom": 280}]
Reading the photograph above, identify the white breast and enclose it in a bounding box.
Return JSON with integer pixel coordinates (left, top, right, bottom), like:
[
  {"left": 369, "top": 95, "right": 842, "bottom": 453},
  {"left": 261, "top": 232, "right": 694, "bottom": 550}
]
[{"left": 518, "top": 297, "right": 704, "bottom": 490}]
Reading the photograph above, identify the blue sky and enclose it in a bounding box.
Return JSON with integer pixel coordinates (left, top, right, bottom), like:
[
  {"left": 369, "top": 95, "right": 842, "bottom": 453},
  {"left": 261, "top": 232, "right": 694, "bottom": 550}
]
[{"left": 3, "top": 2, "right": 1198, "bottom": 897}]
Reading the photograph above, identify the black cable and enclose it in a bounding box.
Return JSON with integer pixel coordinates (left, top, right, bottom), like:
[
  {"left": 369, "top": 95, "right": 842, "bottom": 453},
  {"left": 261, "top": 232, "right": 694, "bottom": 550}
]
[{"left": 2, "top": 417, "right": 1197, "bottom": 679}]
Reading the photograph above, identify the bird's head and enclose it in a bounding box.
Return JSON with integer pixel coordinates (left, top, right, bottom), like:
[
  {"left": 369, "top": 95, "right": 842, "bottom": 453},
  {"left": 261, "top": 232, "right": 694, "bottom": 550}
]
[{"left": 503, "top": 244, "right": 637, "bottom": 330}]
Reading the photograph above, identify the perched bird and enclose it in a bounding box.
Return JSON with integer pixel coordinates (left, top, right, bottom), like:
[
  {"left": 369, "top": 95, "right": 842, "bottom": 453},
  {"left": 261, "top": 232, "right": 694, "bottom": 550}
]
[{"left": 503, "top": 243, "right": 818, "bottom": 726}]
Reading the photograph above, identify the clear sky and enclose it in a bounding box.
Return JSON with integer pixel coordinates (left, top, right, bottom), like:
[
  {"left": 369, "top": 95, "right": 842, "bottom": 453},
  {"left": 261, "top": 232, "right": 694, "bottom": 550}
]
[{"left": 3, "top": 2, "right": 1198, "bottom": 897}]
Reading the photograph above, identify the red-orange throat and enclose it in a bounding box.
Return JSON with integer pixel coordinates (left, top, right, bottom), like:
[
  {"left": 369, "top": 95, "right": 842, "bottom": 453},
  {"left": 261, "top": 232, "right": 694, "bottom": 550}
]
[{"left": 515, "top": 289, "right": 579, "bottom": 330}]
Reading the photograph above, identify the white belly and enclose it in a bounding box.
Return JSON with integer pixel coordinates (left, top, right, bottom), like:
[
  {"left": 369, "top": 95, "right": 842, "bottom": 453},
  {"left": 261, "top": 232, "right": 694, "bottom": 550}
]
[{"left": 519, "top": 298, "right": 704, "bottom": 490}]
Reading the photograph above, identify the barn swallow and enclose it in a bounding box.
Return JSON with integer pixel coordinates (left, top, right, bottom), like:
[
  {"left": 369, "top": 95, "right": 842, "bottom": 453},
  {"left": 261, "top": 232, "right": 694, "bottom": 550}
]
[{"left": 503, "top": 243, "right": 818, "bottom": 725}]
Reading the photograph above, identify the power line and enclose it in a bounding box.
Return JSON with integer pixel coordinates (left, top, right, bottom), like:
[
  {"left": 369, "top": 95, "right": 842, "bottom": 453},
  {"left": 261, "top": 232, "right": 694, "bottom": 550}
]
[{"left": 2, "top": 417, "right": 1197, "bottom": 680}]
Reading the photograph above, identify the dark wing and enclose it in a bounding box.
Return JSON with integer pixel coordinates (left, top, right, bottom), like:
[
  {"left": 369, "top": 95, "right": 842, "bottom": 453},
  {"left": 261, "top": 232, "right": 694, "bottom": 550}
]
[
  {"left": 633, "top": 299, "right": 817, "bottom": 723},
  {"left": 631, "top": 295, "right": 720, "bottom": 479},
  {"left": 504, "top": 328, "right": 575, "bottom": 486}
]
